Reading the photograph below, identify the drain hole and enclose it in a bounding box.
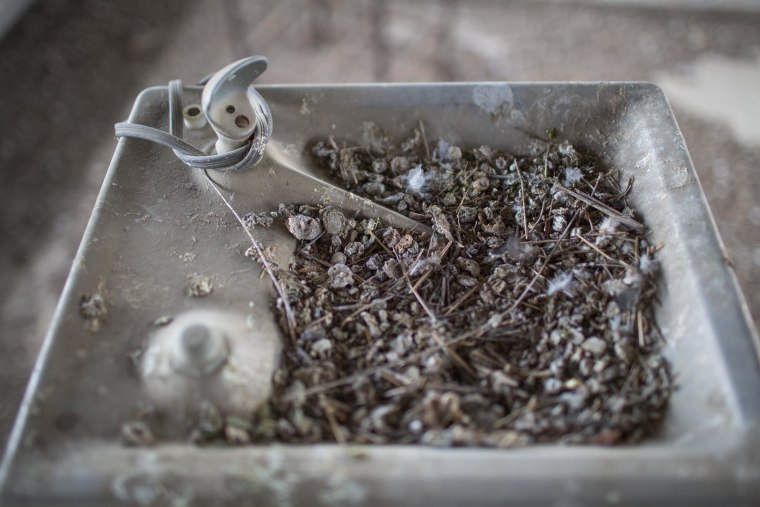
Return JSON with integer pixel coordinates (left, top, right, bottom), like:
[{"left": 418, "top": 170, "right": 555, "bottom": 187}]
[
  {"left": 186, "top": 106, "right": 200, "bottom": 117},
  {"left": 226, "top": 105, "right": 236, "bottom": 114},
  {"left": 235, "top": 115, "right": 250, "bottom": 128}
]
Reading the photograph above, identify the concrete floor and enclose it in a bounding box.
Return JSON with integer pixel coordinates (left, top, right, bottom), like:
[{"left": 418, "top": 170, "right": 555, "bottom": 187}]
[{"left": 0, "top": 0, "right": 759, "bottom": 445}]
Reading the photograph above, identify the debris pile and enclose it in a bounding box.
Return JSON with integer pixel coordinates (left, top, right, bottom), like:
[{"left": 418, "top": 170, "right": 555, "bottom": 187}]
[{"left": 245, "top": 126, "right": 672, "bottom": 447}]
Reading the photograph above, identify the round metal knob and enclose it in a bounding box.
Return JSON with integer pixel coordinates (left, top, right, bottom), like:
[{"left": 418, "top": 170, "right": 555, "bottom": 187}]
[
  {"left": 139, "top": 310, "right": 281, "bottom": 418},
  {"left": 169, "top": 323, "right": 229, "bottom": 377}
]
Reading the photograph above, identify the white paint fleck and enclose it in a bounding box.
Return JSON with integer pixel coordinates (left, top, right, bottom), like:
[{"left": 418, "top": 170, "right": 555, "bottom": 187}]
[
  {"left": 283, "top": 143, "right": 299, "bottom": 157},
  {"left": 670, "top": 166, "right": 690, "bottom": 188},
  {"left": 299, "top": 97, "right": 311, "bottom": 116},
  {"left": 473, "top": 85, "right": 513, "bottom": 116}
]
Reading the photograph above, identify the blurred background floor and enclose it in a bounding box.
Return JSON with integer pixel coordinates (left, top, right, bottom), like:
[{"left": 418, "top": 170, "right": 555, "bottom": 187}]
[{"left": 0, "top": 0, "right": 758, "bottom": 445}]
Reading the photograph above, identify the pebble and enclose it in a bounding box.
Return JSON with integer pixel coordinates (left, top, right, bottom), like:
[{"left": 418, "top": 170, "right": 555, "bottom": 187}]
[
  {"left": 286, "top": 214, "right": 322, "bottom": 240},
  {"left": 320, "top": 207, "right": 350, "bottom": 236},
  {"left": 582, "top": 337, "right": 608, "bottom": 355},
  {"left": 328, "top": 263, "right": 353, "bottom": 288}
]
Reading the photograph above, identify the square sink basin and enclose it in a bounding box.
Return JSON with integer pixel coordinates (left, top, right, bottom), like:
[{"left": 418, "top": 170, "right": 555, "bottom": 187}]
[{"left": 1, "top": 82, "right": 759, "bottom": 506}]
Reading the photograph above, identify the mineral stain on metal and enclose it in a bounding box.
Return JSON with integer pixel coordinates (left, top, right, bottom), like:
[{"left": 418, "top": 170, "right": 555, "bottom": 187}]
[{"left": 209, "top": 124, "right": 673, "bottom": 447}]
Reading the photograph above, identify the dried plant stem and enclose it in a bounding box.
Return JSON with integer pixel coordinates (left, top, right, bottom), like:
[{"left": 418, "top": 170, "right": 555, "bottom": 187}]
[
  {"left": 203, "top": 171, "right": 297, "bottom": 345},
  {"left": 418, "top": 119, "right": 430, "bottom": 159},
  {"left": 513, "top": 159, "right": 530, "bottom": 239},
  {"left": 319, "top": 394, "right": 346, "bottom": 444},
  {"left": 556, "top": 183, "right": 644, "bottom": 231},
  {"left": 577, "top": 235, "right": 631, "bottom": 268}
]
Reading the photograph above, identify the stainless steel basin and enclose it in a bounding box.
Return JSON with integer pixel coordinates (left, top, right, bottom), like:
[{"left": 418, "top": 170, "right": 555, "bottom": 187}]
[{"left": 1, "top": 82, "right": 758, "bottom": 506}]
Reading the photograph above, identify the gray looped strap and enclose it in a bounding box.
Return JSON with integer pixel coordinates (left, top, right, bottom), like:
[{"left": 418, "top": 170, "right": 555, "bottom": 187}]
[{"left": 114, "top": 78, "right": 269, "bottom": 172}]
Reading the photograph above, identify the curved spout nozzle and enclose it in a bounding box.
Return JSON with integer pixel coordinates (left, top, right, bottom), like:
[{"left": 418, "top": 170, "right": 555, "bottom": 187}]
[{"left": 201, "top": 56, "right": 273, "bottom": 155}]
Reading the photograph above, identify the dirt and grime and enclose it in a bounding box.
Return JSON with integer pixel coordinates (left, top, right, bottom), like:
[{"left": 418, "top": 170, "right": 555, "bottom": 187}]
[
  {"left": 192, "top": 126, "right": 672, "bottom": 447},
  {"left": 2, "top": 0, "right": 758, "bottom": 448}
]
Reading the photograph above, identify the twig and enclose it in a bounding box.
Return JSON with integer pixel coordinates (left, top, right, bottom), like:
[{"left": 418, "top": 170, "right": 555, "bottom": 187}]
[
  {"left": 413, "top": 240, "right": 453, "bottom": 291},
  {"left": 419, "top": 119, "right": 430, "bottom": 159},
  {"left": 577, "top": 234, "right": 631, "bottom": 268},
  {"left": 443, "top": 281, "right": 484, "bottom": 316},
  {"left": 637, "top": 308, "right": 646, "bottom": 349},
  {"left": 398, "top": 251, "right": 437, "bottom": 323},
  {"left": 319, "top": 394, "right": 346, "bottom": 444},
  {"left": 513, "top": 159, "right": 530, "bottom": 239},
  {"left": 203, "top": 171, "right": 297, "bottom": 346},
  {"left": 556, "top": 183, "right": 644, "bottom": 231}
]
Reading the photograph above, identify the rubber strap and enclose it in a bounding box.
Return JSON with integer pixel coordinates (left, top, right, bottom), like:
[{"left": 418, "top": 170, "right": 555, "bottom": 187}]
[{"left": 113, "top": 79, "right": 269, "bottom": 172}]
